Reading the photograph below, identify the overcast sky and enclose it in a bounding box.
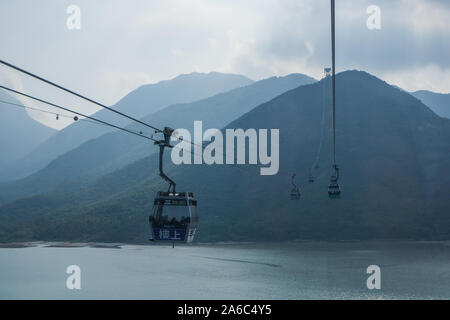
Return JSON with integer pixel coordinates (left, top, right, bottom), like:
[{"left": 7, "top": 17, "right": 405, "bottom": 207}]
[{"left": 0, "top": 0, "right": 449, "bottom": 129}]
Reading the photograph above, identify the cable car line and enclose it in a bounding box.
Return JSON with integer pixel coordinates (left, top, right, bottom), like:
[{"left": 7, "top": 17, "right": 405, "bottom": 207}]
[
  {"left": 0, "top": 59, "right": 209, "bottom": 154},
  {"left": 331, "top": 0, "right": 336, "bottom": 168},
  {"left": 0, "top": 84, "right": 253, "bottom": 178},
  {"left": 0, "top": 98, "right": 122, "bottom": 128},
  {"left": 328, "top": 0, "right": 341, "bottom": 199},
  {"left": 0, "top": 59, "right": 163, "bottom": 134},
  {"left": 0, "top": 86, "right": 206, "bottom": 193},
  {"left": 0, "top": 89, "right": 212, "bottom": 193},
  {"left": 310, "top": 68, "right": 330, "bottom": 177},
  {"left": 0, "top": 60, "right": 269, "bottom": 173},
  {"left": 0, "top": 85, "right": 158, "bottom": 143},
  {"left": 305, "top": 69, "right": 331, "bottom": 185},
  {"left": 0, "top": 98, "right": 71, "bottom": 118}
]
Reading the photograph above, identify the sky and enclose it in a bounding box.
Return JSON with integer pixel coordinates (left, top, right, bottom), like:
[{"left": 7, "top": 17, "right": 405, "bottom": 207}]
[{"left": 0, "top": 0, "right": 449, "bottom": 129}]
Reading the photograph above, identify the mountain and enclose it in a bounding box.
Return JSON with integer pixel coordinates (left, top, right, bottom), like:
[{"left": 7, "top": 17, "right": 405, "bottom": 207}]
[
  {"left": 1, "top": 70, "right": 449, "bottom": 243},
  {"left": 0, "top": 91, "right": 56, "bottom": 167},
  {"left": 411, "top": 90, "right": 450, "bottom": 119},
  {"left": 0, "top": 73, "right": 316, "bottom": 203},
  {"left": 0, "top": 72, "right": 253, "bottom": 181}
]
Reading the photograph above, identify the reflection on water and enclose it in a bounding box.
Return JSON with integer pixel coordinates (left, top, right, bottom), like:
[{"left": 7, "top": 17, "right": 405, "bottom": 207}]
[{"left": 0, "top": 241, "right": 449, "bottom": 299}]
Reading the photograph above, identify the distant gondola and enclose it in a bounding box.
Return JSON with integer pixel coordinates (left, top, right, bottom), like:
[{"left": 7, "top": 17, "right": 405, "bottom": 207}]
[
  {"left": 328, "top": 164, "right": 341, "bottom": 199},
  {"left": 290, "top": 174, "right": 301, "bottom": 200},
  {"left": 308, "top": 168, "right": 314, "bottom": 183}
]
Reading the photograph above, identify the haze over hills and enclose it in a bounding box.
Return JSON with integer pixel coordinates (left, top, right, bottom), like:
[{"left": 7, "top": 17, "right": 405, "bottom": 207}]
[
  {"left": 0, "top": 70, "right": 449, "bottom": 243},
  {"left": 411, "top": 90, "right": 450, "bottom": 119},
  {"left": 0, "top": 73, "right": 316, "bottom": 203},
  {"left": 0, "top": 91, "right": 56, "bottom": 167},
  {"left": 0, "top": 72, "right": 253, "bottom": 182}
]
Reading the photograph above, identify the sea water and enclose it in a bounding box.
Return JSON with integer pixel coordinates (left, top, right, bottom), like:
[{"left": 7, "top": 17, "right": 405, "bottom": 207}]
[{"left": 0, "top": 241, "right": 449, "bottom": 299}]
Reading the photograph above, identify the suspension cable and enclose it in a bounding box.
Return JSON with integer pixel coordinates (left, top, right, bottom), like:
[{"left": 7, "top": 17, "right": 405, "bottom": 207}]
[
  {"left": 0, "top": 86, "right": 216, "bottom": 169},
  {"left": 311, "top": 72, "right": 328, "bottom": 173},
  {"left": 0, "top": 98, "right": 116, "bottom": 127},
  {"left": 0, "top": 59, "right": 163, "bottom": 133},
  {"left": 331, "top": 0, "right": 337, "bottom": 166},
  {"left": 0, "top": 60, "right": 266, "bottom": 174},
  {"left": 0, "top": 85, "right": 157, "bottom": 142},
  {"left": 0, "top": 59, "right": 213, "bottom": 152}
]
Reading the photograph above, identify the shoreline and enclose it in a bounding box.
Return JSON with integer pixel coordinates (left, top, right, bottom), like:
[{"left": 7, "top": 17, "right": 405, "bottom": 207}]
[
  {"left": 0, "top": 242, "right": 123, "bottom": 249},
  {"left": 0, "top": 239, "right": 449, "bottom": 249}
]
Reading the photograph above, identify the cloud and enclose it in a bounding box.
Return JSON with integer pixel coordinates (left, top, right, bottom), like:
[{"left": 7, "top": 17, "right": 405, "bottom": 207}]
[
  {"left": 384, "top": 64, "right": 450, "bottom": 94},
  {"left": 0, "top": 66, "right": 45, "bottom": 124},
  {"left": 0, "top": 0, "right": 449, "bottom": 129}
]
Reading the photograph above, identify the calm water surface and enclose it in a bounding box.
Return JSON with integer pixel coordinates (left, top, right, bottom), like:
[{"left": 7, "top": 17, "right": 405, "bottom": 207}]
[{"left": 0, "top": 241, "right": 449, "bottom": 299}]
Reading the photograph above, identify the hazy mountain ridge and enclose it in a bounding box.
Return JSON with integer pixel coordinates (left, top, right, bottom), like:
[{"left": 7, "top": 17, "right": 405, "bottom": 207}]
[
  {"left": 1, "top": 71, "right": 449, "bottom": 243},
  {"left": 0, "top": 73, "right": 316, "bottom": 204},
  {"left": 0, "top": 72, "right": 254, "bottom": 182},
  {"left": 411, "top": 90, "right": 450, "bottom": 119},
  {"left": 0, "top": 91, "right": 56, "bottom": 167}
]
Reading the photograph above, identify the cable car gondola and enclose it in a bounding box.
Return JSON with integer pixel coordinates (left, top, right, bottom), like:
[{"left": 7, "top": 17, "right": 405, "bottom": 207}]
[
  {"left": 290, "top": 174, "right": 301, "bottom": 200},
  {"left": 328, "top": 164, "right": 341, "bottom": 199},
  {"left": 308, "top": 168, "right": 314, "bottom": 183},
  {"left": 149, "top": 127, "right": 198, "bottom": 243},
  {"left": 150, "top": 191, "right": 198, "bottom": 242}
]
